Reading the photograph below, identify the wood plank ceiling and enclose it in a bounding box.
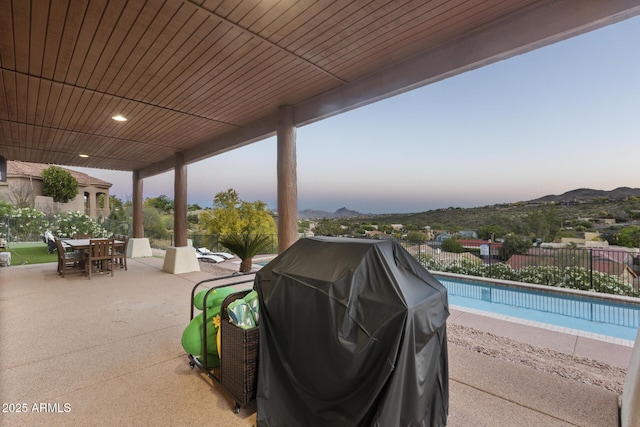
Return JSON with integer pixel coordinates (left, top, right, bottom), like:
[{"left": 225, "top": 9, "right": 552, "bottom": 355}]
[{"left": 1, "top": 0, "right": 639, "bottom": 177}]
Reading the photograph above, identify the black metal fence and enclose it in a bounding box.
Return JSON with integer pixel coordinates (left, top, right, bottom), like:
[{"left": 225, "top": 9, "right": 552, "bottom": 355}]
[
  {"left": 401, "top": 241, "right": 640, "bottom": 297},
  {"left": 440, "top": 277, "right": 640, "bottom": 329}
]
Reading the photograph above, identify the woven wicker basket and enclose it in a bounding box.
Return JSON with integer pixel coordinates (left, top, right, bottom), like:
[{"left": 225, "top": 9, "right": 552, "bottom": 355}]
[{"left": 220, "top": 291, "right": 260, "bottom": 408}]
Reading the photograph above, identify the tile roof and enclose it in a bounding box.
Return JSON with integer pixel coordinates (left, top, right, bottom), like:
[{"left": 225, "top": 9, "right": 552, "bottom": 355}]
[{"left": 6, "top": 161, "right": 111, "bottom": 188}]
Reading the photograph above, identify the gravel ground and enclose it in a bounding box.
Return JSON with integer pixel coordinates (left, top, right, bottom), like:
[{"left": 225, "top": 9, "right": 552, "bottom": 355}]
[
  {"left": 191, "top": 254, "right": 628, "bottom": 397},
  {"left": 447, "top": 323, "right": 627, "bottom": 395}
]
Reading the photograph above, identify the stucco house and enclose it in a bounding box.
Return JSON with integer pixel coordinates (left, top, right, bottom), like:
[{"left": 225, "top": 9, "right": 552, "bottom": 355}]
[{"left": 0, "top": 161, "right": 112, "bottom": 219}]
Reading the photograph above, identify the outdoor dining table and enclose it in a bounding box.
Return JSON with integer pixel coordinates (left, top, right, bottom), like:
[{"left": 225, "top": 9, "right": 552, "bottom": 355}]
[
  {"left": 61, "top": 238, "right": 126, "bottom": 277},
  {"left": 62, "top": 238, "right": 124, "bottom": 251}
]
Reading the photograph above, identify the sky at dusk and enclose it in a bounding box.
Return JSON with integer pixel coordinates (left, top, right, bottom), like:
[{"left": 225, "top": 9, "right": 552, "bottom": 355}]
[{"left": 70, "top": 16, "right": 640, "bottom": 215}]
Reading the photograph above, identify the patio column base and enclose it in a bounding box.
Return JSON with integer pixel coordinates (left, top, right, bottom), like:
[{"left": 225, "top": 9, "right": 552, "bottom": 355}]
[
  {"left": 621, "top": 328, "right": 640, "bottom": 426},
  {"left": 127, "top": 238, "right": 153, "bottom": 258},
  {"left": 162, "top": 246, "right": 200, "bottom": 274}
]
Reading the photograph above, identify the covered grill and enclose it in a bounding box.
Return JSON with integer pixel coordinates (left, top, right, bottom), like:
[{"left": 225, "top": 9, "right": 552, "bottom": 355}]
[{"left": 254, "top": 237, "right": 449, "bottom": 426}]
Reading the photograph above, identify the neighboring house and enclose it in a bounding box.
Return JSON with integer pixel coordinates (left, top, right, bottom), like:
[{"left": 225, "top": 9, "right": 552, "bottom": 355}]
[
  {"left": 435, "top": 230, "right": 479, "bottom": 242},
  {"left": 591, "top": 248, "right": 633, "bottom": 265},
  {"left": 422, "top": 226, "right": 435, "bottom": 241},
  {"left": 456, "top": 230, "right": 478, "bottom": 239},
  {"left": 456, "top": 239, "right": 502, "bottom": 252},
  {"left": 560, "top": 232, "right": 609, "bottom": 248},
  {"left": 540, "top": 242, "right": 572, "bottom": 249},
  {"left": 0, "top": 161, "right": 112, "bottom": 219},
  {"left": 592, "top": 261, "right": 638, "bottom": 285},
  {"left": 435, "top": 232, "right": 453, "bottom": 242},
  {"left": 365, "top": 230, "right": 386, "bottom": 238},
  {"left": 598, "top": 218, "right": 617, "bottom": 225}
]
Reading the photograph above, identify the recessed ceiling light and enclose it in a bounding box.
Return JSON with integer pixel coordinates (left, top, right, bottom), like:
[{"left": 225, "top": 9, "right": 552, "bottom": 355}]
[
  {"left": 79, "top": 154, "right": 89, "bottom": 158},
  {"left": 112, "top": 115, "right": 127, "bottom": 122}
]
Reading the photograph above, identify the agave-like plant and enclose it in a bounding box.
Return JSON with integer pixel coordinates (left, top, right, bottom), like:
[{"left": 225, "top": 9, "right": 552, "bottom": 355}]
[{"left": 220, "top": 233, "right": 272, "bottom": 272}]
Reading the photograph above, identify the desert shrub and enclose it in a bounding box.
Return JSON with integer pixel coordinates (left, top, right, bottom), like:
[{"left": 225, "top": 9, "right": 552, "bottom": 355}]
[{"left": 50, "top": 211, "right": 109, "bottom": 238}]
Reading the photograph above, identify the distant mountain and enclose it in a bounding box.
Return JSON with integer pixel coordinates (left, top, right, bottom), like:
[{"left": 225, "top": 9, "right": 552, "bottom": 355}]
[
  {"left": 333, "top": 207, "right": 363, "bottom": 217},
  {"left": 298, "top": 188, "right": 639, "bottom": 220},
  {"left": 298, "top": 209, "right": 333, "bottom": 219},
  {"left": 299, "top": 207, "right": 366, "bottom": 219},
  {"left": 529, "top": 187, "right": 640, "bottom": 204}
]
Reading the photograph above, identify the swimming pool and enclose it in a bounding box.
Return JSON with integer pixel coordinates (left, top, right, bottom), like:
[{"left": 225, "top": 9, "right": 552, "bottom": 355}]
[{"left": 436, "top": 274, "right": 640, "bottom": 342}]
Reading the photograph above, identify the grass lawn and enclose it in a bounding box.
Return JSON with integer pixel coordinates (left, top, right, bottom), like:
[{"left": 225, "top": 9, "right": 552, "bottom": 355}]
[{"left": 6, "top": 243, "right": 58, "bottom": 265}]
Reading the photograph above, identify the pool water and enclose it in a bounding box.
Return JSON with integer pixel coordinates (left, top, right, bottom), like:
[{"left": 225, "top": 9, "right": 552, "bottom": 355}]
[
  {"left": 255, "top": 258, "right": 276, "bottom": 267},
  {"left": 437, "top": 276, "right": 640, "bottom": 341}
]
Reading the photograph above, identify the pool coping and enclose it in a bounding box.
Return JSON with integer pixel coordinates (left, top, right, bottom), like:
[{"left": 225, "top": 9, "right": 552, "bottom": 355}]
[{"left": 450, "top": 304, "right": 636, "bottom": 347}]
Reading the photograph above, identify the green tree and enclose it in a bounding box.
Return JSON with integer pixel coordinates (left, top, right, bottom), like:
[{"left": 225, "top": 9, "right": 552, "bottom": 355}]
[
  {"left": 554, "top": 229, "right": 580, "bottom": 239},
  {"left": 187, "top": 213, "right": 199, "bottom": 225},
  {"left": 41, "top": 166, "right": 78, "bottom": 203},
  {"left": 145, "top": 195, "right": 174, "bottom": 214},
  {"left": 521, "top": 211, "right": 559, "bottom": 242},
  {"left": 599, "top": 227, "right": 620, "bottom": 245},
  {"left": 498, "top": 234, "right": 532, "bottom": 261},
  {"left": 220, "top": 233, "right": 272, "bottom": 272},
  {"left": 477, "top": 225, "right": 503, "bottom": 240},
  {"left": 404, "top": 224, "right": 418, "bottom": 232},
  {"left": 199, "top": 189, "right": 277, "bottom": 239},
  {"left": 441, "top": 238, "right": 464, "bottom": 253},
  {"left": 199, "top": 189, "right": 276, "bottom": 272},
  {"left": 575, "top": 220, "right": 594, "bottom": 229},
  {"left": 142, "top": 204, "right": 169, "bottom": 239},
  {"left": 406, "top": 231, "right": 428, "bottom": 243},
  {"left": 313, "top": 218, "right": 343, "bottom": 236},
  {"left": 616, "top": 226, "right": 640, "bottom": 248},
  {"left": 298, "top": 219, "right": 310, "bottom": 233},
  {"left": 108, "top": 196, "right": 127, "bottom": 221},
  {"left": 104, "top": 196, "right": 129, "bottom": 235}
]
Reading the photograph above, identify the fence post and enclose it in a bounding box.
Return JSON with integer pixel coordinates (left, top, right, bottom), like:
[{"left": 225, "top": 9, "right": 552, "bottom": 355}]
[{"left": 589, "top": 248, "right": 594, "bottom": 290}]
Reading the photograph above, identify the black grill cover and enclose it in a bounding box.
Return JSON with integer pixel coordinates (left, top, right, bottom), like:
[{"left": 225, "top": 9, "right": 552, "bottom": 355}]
[{"left": 254, "top": 237, "right": 449, "bottom": 426}]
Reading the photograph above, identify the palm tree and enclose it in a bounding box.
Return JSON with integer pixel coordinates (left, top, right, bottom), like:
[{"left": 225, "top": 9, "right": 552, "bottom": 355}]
[{"left": 220, "top": 233, "right": 272, "bottom": 273}]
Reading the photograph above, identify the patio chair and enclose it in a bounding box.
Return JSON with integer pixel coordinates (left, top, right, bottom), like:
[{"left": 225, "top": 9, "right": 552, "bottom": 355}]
[
  {"left": 113, "top": 235, "right": 129, "bottom": 270},
  {"left": 85, "top": 239, "right": 115, "bottom": 279},
  {"left": 73, "top": 233, "right": 92, "bottom": 239},
  {"left": 55, "top": 238, "right": 84, "bottom": 278}
]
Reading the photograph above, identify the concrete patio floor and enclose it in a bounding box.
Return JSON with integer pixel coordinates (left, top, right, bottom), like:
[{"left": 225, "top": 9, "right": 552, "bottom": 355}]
[{"left": 0, "top": 256, "right": 631, "bottom": 426}]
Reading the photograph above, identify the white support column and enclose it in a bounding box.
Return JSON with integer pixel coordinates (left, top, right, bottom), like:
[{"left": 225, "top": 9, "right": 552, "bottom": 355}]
[{"left": 622, "top": 328, "right": 640, "bottom": 426}]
